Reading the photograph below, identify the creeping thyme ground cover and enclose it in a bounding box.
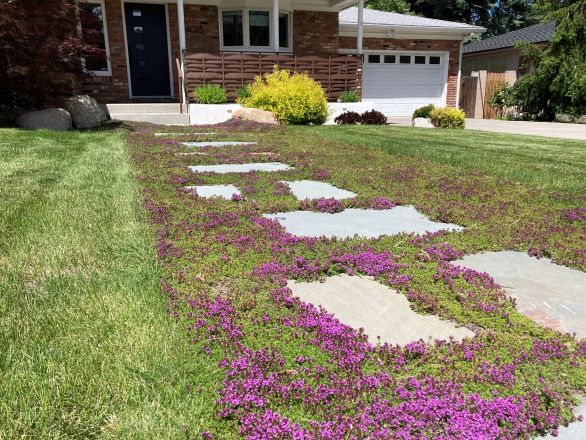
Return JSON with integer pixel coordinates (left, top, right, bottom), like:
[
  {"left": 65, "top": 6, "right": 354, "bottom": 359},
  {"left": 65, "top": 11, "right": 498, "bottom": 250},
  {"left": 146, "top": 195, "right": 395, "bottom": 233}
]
[{"left": 129, "top": 121, "right": 586, "bottom": 438}]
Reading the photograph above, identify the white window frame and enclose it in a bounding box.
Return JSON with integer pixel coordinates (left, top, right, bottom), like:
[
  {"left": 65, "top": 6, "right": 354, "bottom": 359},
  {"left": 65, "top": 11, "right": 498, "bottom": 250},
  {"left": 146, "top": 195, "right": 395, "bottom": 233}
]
[
  {"left": 79, "top": 0, "right": 112, "bottom": 76},
  {"left": 219, "top": 8, "right": 292, "bottom": 53}
]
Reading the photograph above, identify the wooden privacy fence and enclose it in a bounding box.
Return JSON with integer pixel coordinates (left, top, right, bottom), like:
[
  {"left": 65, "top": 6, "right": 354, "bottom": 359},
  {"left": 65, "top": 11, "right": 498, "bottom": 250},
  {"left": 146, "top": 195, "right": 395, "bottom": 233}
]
[
  {"left": 459, "top": 71, "right": 507, "bottom": 119},
  {"left": 459, "top": 76, "right": 478, "bottom": 118},
  {"left": 482, "top": 72, "right": 507, "bottom": 119},
  {"left": 183, "top": 52, "right": 363, "bottom": 102}
]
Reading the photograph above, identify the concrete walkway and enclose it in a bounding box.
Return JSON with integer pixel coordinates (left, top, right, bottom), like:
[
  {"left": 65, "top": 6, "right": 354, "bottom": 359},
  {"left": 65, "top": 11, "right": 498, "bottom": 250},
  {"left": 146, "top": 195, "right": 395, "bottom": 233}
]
[{"left": 387, "top": 117, "right": 586, "bottom": 141}]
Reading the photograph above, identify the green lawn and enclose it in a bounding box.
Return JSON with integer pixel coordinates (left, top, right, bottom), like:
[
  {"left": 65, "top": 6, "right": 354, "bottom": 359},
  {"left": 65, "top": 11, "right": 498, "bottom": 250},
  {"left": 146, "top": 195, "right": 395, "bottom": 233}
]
[
  {"left": 0, "top": 129, "right": 217, "bottom": 438},
  {"left": 298, "top": 125, "right": 586, "bottom": 195}
]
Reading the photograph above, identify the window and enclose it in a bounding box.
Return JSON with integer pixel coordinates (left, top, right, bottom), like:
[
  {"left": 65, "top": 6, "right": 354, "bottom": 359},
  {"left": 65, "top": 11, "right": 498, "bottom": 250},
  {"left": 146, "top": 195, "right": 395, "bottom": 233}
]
[
  {"left": 79, "top": 1, "right": 110, "bottom": 74},
  {"left": 384, "top": 55, "right": 395, "bottom": 64},
  {"left": 368, "top": 54, "right": 381, "bottom": 63},
  {"left": 279, "top": 13, "right": 289, "bottom": 48},
  {"left": 429, "top": 56, "right": 441, "bottom": 65},
  {"left": 249, "top": 11, "right": 270, "bottom": 47},
  {"left": 222, "top": 10, "right": 244, "bottom": 47},
  {"left": 414, "top": 55, "right": 426, "bottom": 64},
  {"left": 221, "top": 9, "right": 291, "bottom": 51},
  {"left": 399, "top": 55, "right": 411, "bottom": 64}
]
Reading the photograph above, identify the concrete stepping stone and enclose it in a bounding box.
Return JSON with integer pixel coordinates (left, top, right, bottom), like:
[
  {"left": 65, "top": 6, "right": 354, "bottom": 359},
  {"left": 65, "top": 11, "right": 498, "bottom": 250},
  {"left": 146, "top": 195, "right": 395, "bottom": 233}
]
[
  {"left": 264, "top": 206, "right": 462, "bottom": 239},
  {"left": 185, "top": 184, "right": 240, "bottom": 199},
  {"left": 182, "top": 141, "right": 256, "bottom": 148},
  {"left": 189, "top": 162, "right": 292, "bottom": 174},
  {"left": 288, "top": 274, "right": 473, "bottom": 345},
  {"left": 178, "top": 152, "right": 206, "bottom": 156},
  {"left": 155, "top": 132, "right": 216, "bottom": 136},
  {"left": 283, "top": 180, "right": 356, "bottom": 200},
  {"left": 454, "top": 251, "right": 586, "bottom": 338}
]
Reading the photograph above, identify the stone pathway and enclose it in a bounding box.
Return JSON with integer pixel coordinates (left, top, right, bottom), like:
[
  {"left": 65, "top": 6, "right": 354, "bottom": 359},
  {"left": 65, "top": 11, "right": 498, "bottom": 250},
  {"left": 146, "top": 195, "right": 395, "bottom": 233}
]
[
  {"left": 283, "top": 180, "right": 356, "bottom": 200},
  {"left": 264, "top": 206, "right": 463, "bottom": 239},
  {"left": 188, "top": 162, "right": 292, "bottom": 174},
  {"left": 182, "top": 141, "right": 256, "bottom": 148},
  {"left": 185, "top": 184, "right": 240, "bottom": 199},
  {"left": 288, "top": 274, "right": 474, "bottom": 345},
  {"left": 454, "top": 251, "right": 586, "bottom": 338}
]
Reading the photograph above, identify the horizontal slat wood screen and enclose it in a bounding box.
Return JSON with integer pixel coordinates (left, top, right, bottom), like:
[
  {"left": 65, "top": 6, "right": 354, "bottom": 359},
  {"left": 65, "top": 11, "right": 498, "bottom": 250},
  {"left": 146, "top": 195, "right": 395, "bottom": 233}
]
[{"left": 184, "top": 52, "right": 363, "bottom": 102}]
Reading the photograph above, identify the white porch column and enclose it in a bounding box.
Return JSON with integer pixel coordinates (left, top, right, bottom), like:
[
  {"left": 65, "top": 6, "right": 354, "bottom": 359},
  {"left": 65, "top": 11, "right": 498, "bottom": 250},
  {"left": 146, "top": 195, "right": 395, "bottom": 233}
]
[
  {"left": 177, "top": 0, "right": 186, "bottom": 52},
  {"left": 177, "top": 0, "right": 187, "bottom": 108},
  {"left": 273, "top": 0, "right": 280, "bottom": 52},
  {"left": 357, "top": 0, "right": 364, "bottom": 54}
]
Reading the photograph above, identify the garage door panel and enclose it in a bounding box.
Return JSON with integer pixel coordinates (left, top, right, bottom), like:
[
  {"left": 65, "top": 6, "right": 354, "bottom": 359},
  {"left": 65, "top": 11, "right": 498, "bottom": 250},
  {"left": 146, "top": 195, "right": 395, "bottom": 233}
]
[
  {"left": 362, "top": 53, "right": 446, "bottom": 117},
  {"left": 363, "top": 85, "right": 443, "bottom": 100}
]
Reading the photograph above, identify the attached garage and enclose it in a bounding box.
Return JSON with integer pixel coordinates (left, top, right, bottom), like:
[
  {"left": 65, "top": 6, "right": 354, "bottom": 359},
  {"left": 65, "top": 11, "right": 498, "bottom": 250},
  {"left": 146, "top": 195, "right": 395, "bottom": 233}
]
[
  {"left": 338, "top": 8, "right": 485, "bottom": 116},
  {"left": 362, "top": 52, "right": 447, "bottom": 116}
]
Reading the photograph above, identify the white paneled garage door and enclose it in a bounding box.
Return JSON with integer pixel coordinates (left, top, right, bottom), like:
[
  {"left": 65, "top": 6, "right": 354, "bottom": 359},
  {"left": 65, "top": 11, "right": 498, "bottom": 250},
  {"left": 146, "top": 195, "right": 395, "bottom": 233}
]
[{"left": 362, "top": 53, "right": 447, "bottom": 116}]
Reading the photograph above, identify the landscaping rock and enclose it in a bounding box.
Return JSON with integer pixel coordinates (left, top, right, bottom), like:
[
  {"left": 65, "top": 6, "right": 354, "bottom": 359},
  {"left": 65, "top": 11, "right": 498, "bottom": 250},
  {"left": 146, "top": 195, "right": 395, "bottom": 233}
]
[
  {"left": 412, "top": 117, "right": 434, "bottom": 128},
  {"left": 232, "top": 107, "right": 278, "bottom": 125},
  {"left": 65, "top": 95, "right": 104, "bottom": 129},
  {"left": 16, "top": 108, "right": 72, "bottom": 131},
  {"left": 554, "top": 113, "right": 575, "bottom": 123},
  {"left": 577, "top": 115, "right": 586, "bottom": 124}
]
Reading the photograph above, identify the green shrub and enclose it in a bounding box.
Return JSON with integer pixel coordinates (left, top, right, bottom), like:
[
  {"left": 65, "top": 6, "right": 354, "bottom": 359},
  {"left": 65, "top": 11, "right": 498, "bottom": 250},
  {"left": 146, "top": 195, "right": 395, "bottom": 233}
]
[
  {"left": 238, "top": 68, "right": 328, "bottom": 125},
  {"left": 236, "top": 85, "right": 251, "bottom": 101},
  {"left": 429, "top": 107, "right": 466, "bottom": 129},
  {"left": 194, "top": 84, "right": 227, "bottom": 104},
  {"left": 412, "top": 104, "right": 435, "bottom": 120},
  {"left": 339, "top": 90, "right": 360, "bottom": 103}
]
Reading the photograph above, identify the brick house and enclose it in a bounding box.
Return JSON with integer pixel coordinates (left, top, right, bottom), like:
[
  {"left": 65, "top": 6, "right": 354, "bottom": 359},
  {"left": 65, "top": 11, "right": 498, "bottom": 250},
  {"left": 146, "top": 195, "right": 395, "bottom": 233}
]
[{"left": 80, "top": 0, "right": 483, "bottom": 116}]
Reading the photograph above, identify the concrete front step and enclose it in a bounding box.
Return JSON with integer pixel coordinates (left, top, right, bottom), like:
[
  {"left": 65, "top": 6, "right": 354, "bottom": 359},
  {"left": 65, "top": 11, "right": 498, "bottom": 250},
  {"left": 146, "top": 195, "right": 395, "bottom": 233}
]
[
  {"left": 106, "top": 103, "right": 182, "bottom": 114},
  {"left": 110, "top": 113, "right": 189, "bottom": 125}
]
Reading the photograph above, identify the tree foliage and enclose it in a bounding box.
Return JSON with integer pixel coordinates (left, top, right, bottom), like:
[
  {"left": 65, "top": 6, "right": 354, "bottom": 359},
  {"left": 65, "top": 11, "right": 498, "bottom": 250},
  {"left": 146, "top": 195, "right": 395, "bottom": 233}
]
[
  {"left": 509, "top": 0, "right": 586, "bottom": 118},
  {"left": 366, "top": 0, "right": 411, "bottom": 14},
  {"left": 0, "top": 0, "right": 104, "bottom": 122}
]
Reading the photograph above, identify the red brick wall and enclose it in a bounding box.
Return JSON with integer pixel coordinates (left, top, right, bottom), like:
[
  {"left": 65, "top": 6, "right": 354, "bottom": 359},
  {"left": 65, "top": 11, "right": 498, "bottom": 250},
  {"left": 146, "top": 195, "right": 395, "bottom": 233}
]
[
  {"left": 184, "top": 5, "right": 219, "bottom": 52},
  {"left": 339, "top": 36, "right": 461, "bottom": 107},
  {"left": 82, "top": 0, "right": 130, "bottom": 102},
  {"left": 293, "top": 11, "right": 339, "bottom": 55}
]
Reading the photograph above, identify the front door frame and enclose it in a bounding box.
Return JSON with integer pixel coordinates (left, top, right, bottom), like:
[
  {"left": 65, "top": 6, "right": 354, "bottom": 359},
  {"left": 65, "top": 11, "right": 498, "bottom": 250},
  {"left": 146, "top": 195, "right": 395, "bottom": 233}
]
[{"left": 121, "top": 0, "right": 174, "bottom": 99}]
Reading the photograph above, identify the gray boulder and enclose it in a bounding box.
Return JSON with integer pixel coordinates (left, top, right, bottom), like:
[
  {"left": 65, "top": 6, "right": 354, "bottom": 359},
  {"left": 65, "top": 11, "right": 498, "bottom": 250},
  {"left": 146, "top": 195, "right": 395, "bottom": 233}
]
[
  {"left": 16, "top": 108, "right": 72, "bottom": 131},
  {"left": 554, "top": 113, "right": 574, "bottom": 124},
  {"left": 412, "top": 117, "right": 434, "bottom": 128},
  {"left": 576, "top": 115, "right": 586, "bottom": 125},
  {"left": 65, "top": 95, "right": 104, "bottom": 129}
]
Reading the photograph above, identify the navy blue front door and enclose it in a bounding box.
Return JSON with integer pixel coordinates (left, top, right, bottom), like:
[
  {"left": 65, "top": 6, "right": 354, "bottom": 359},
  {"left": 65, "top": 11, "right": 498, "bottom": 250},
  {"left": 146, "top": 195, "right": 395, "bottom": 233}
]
[{"left": 124, "top": 3, "right": 171, "bottom": 97}]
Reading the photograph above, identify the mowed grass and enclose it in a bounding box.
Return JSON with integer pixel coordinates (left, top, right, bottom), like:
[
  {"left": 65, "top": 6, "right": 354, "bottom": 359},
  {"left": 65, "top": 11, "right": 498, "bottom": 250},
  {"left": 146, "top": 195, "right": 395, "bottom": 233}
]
[
  {"left": 299, "top": 125, "right": 586, "bottom": 195},
  {"left": 0, "top": 129, "right": 218, "bottom": 438}
]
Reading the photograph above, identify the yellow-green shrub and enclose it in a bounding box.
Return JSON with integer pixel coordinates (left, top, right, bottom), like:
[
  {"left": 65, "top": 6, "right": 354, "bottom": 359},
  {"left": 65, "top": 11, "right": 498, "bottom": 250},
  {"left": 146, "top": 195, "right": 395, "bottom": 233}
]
[
  {"left": 238, "top": 68, "right": 328, "bottom": 125},
  {"left": 429, "top": 107, "right": 466, "bottom": 129}
]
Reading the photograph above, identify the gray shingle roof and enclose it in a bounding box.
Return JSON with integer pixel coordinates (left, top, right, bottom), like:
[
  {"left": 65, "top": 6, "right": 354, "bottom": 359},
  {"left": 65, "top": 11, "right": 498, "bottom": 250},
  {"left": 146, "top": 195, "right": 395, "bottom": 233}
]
[
  {"left": 463, "top": 21, "right": 556, "bottom": 54},
  {"left": 340, "top": 7, "right": 483, "bottom": 30}
]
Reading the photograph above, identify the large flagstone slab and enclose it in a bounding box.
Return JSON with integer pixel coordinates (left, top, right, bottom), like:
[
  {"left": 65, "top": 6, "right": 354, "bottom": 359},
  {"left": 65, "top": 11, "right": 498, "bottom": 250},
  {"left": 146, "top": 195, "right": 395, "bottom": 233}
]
[
  {"left": 264, "top": 206, "right": 462, "bottom": 239},
  {"left": 283, "top": 180, "right": 356, "bottom": 200},
  {"left": 185, "top": 184, "right": 240, "bottom": 199},
  {"left": 288, "top": 274, "right": 474, "bottom": 345},
  {"left": 454, "top": 251, "right": 586, "bottom": 338},
  {"left": 182, "top": 141, "right": 256, "bottom": 148},
  {"left": 189, "top": 162, "right": 292, "bottom": 174}
]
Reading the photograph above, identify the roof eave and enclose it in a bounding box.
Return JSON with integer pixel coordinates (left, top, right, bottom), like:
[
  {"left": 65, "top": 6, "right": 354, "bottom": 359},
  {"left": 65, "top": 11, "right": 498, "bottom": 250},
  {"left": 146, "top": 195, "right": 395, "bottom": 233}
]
[{"left": 340, "top": 22, "right": 486, "bottom": 36}]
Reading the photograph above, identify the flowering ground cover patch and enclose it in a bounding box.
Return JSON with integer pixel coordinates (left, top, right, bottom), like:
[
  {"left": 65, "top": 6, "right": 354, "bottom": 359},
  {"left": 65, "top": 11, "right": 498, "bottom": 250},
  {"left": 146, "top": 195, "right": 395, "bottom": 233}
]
[{"left": 128, "top": 121, "right": 586, "bottom": 438}]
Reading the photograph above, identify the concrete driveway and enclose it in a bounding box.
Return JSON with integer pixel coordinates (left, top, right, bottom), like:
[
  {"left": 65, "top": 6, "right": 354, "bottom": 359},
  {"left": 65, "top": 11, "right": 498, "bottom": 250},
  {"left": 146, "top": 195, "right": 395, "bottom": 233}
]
[{"left": 387, "top": 117, "right": 586, "bottom": 141}]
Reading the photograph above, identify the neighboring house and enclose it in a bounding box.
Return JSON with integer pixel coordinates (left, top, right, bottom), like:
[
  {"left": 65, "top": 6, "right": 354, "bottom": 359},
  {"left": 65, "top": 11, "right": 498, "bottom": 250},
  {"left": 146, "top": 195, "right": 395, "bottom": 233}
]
[
  {"left": 460, "top": 21, "right": 555, "bottom": 118},
  {"left": 80, "top": 0, "right": 483, "bottom": 116}
]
